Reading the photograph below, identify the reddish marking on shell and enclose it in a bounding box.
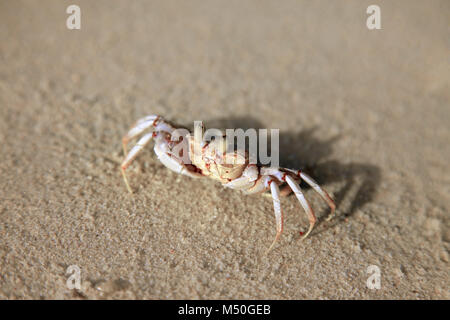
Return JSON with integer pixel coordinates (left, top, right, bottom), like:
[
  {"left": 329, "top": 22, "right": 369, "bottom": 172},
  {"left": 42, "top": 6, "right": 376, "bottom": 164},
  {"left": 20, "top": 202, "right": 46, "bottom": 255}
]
[
  {"left": 282, "top": 173, "right": 287, "bottom": 181},
  {"left": 152, "top": 132, "right": 157, "bottom": 138},
  {"left": 201, "top": 141, "right": 210, "bottom": 160},
  {"left": 227, "top": 178, "right": 232, "bottom": 182},
  {"left": 268, "top": 180, "right": 273, "bottom": 186},
  {"left": 299, "top": 231, "right": 304, "bottom": 236},
  {"left": 297, "top": 170, "right": 302, "bottom": 177},
  {"left": 152, "top": 116, "right": 160, "bottom": 127},
  {"left": 202, "top": 141, "right": 210, "bottom": 150}
]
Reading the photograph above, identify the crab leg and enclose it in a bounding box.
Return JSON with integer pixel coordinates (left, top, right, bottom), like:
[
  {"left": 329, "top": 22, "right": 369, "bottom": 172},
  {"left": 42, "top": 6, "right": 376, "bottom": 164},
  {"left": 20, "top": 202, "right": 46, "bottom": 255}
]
[
  {"left": 122, "top": 115, "right": 160, "bottom": 156},
  {"left": 122, "top": 115, "right": 176, "bottom": 156},
  {"left": 223, "top": 165, "right": 259, "bottom": 190},
  {"left": 121, "top": 132, "right": 154, "bottom": 193},
  {"left": 154, "top": 143, "right": 203, "bottom": 179},
  {"left": 279, "top": 174, "right": 301, "bottom": 197},
  {"left": 266, "top": 180, "right": 283, "bottom": 254},
  {"left": 243, "top": 175, "right": 271, "bottom": 194},
  {"left": 298, "top": 171, "right": 336, "bottom": 221},
  {"left": 285, "top": 175, "right": 316, "bottom": 240},
  {"left": 267, "top": 167, "right": 335, "bottom": 221}
]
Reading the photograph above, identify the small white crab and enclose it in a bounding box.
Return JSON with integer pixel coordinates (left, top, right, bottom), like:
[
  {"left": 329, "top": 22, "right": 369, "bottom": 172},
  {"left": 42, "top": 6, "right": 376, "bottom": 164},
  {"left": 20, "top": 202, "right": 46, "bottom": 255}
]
[{"left": 121, "top": 115, "right": 335, "bottom": 252}]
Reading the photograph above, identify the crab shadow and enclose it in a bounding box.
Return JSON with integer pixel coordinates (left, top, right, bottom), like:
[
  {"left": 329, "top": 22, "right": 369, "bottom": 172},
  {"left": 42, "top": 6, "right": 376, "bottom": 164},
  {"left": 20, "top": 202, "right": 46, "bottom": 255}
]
[{"left": 204, "top": 116, "right": 381, "bottom": 235}]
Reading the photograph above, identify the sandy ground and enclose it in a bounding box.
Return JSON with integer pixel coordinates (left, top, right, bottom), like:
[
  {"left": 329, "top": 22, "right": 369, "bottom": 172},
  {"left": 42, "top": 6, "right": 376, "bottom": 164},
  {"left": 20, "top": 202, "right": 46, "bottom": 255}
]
[{"left": 0, "top": 0, "right": 448, "bottom": 299}]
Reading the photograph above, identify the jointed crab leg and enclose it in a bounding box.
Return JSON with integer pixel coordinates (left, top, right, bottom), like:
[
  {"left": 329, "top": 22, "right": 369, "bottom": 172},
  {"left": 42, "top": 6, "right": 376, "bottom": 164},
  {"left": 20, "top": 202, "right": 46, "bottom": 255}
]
[
  {"left": 266, "top": 167, "right": 336, "bottom": 221},
  {"left": 297, "top": 171, "right": 336, "bottom": 221},
  {"left": 266, "top": 180, "right": 283, "bottom": 254},
  {"left": 121, "top": 132, "right": 155, "bottom": 193},
  {"left": 121, "top": 115, "right": 182, "bottom": 193},
  {"left": 285, "top": 175, "right": 316, "bottom": 240},
  {"left": 243, "top": 175, "right": 271, "bottom": 195},
  {"left": 120, "top": 115, "right": 337, "bottom": 253},
  {"left": 223, "top": 165, "right": 258, "bottom": 190},
  {"left": 122, "top": 115, "right": 160, "bottom": 156},
  {"left": 239, "top": 167, "right": 335, "bottom": 251},
  {"left": 154, "top": 142, "right": 203, "bottom": 179}
]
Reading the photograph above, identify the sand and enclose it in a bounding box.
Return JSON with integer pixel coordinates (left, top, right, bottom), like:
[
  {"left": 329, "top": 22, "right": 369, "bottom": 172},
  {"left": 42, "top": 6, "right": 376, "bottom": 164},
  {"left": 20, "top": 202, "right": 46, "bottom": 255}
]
[{"left": 0, "top": 0, "right": 448, "bottom": 299}]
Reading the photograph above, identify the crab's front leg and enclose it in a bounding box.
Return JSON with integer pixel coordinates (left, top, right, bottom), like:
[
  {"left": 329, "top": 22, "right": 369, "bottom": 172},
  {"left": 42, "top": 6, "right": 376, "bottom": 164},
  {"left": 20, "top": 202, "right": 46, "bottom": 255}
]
[
  {"left": 121, "top": 132, "right": 155, "bottom": 193},
  {"left": 223, "top": 165, "right": 259, "bottom": 190},
  {"left": 122, "top": 115, "right": 160, "bottom": 156},
  {"left": 121, "top": 115, "right": 180, "bottom": 193},
  {"left": 154, "top": 140, "right": 203, "bottom": 179}
]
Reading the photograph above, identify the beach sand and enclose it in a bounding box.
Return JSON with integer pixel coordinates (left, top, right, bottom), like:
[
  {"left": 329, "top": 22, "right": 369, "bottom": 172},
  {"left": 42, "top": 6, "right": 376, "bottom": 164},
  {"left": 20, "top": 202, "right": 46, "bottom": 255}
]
[{"left": 0, "top": 0, "right": 448, "bottom": 299}]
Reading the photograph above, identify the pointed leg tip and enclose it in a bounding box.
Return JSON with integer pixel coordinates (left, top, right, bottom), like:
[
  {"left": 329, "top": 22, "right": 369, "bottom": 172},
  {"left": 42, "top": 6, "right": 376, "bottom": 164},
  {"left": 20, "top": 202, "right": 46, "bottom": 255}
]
[
  {"left": 121, "top": 167, "right": 134, "bottom": 194},
  {"left": 325, "top": 209, "right": 336, "bottom": 221},
  {"left": 299, "top": 225, "right": 314, "bottom": 241},
  {"left": 124, "top": 178, "right": 134, "bottom": 194},
  {"left": 265, "top": 233, "right": 281, "bottom": 255},
  {"left": 264, "top": 244, "right": 275, "bottom": 255}
]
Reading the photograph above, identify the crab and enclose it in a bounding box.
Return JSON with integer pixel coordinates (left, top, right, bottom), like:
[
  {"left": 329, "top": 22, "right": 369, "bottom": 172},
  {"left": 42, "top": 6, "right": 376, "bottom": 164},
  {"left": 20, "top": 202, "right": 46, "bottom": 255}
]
[{"left": 121, "top": 115, "right": 336, "bottom": 252}]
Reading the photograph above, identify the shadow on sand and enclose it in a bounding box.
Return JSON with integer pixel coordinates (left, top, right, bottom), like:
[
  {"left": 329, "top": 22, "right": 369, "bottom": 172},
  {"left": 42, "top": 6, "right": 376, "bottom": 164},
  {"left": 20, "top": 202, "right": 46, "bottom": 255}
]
[{"left": 203, "top": 116, "right": 381, "bottom": 235}]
